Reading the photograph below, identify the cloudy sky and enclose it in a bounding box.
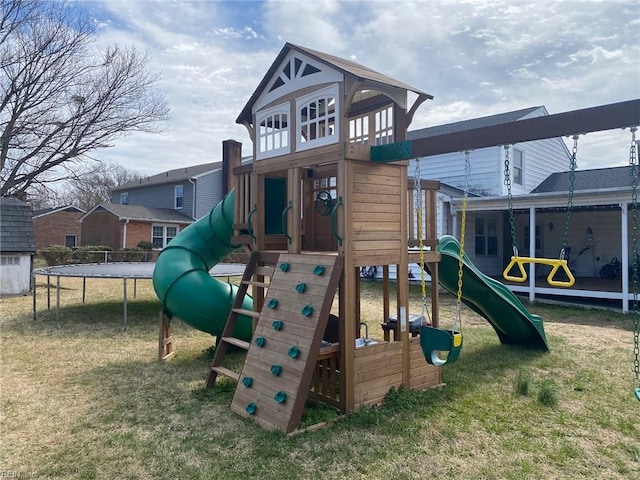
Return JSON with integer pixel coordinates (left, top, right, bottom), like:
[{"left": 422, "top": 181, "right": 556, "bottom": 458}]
[{"left": 77, "top": 0, "right": 640, "bottom": 174}]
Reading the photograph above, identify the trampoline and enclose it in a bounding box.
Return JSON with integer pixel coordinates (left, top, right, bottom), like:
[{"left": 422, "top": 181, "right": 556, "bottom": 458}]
[{"left": 32, "top": 262, "right": 247, "bottom": 329}]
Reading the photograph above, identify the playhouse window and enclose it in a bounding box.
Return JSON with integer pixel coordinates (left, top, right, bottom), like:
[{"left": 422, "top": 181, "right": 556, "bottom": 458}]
[
  {"left": 349, "top": 116, "right": 369, "bottom": 144},
  {"left": 297, "top": 86, "right": 338, "bottom": 151},
  {"left": 257, "top": 104, "right": 290, "bottom": 159},
  {"left": 152, "top": 225, "right": 178, "bottom": 249},
  {"left": 374, "top": 105, "right": 394, "bottom": 145}
]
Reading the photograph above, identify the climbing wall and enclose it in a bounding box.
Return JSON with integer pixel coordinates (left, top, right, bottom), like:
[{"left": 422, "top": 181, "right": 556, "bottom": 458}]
[{"left": 231, "top": 254, "right": 343, "bottom": 433}]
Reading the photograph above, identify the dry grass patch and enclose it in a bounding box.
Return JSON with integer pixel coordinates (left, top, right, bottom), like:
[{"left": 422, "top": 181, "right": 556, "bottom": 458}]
[{"left": 1, "top": 276, "right": 639, "bottom": 479}]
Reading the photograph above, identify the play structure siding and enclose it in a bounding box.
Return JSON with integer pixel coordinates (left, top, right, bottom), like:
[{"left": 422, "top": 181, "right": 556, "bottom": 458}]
[{"left": 349, "top": 161, "right": 405, "bottom": 266}]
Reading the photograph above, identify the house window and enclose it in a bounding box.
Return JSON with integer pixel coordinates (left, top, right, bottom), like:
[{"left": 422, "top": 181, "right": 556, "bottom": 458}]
[
  {"left": 174, "top": 185, "right": 183, "bottom": 209},
  {"left": 65, "top": 235, "right": 77, "bottom": 248},
  {"left": 152, "top": 225, "right": 178, "bottom": 249},
  {"left": 513, "top": 149, "right": 523, "bottom": 185},
  {"left": 296, "top": 85, "right": 339, "bottom": 151},
  {"left": 475, "top": 217, "right": 498, "bottom": 256},
  {"left": 121, "top": 192, "right": 129, "bottom": 205},
  {"left": 256, "top": 104, "right": 290, "bottom": 159},
  {"left": 0, "top": 256, "right": 20, "bottom": 266}
]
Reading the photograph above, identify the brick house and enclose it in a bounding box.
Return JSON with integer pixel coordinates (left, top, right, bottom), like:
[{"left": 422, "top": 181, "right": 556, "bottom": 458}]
[
  {"left": 79, "top": 204, "right": 193, "bottom": 259},
  {"left": 32, "top": 205, "right": 84, "bottom": 250}
]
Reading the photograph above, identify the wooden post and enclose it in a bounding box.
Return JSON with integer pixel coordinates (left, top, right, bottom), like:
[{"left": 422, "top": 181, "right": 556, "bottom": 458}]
[{"left": 158, "top": 311, "right": 175, "bottom": 362}]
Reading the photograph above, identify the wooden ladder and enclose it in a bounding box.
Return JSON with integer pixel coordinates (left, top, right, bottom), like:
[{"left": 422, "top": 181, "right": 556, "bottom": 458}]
[{"left": 205, "top": 251, "right": 279, "bottom": 387}]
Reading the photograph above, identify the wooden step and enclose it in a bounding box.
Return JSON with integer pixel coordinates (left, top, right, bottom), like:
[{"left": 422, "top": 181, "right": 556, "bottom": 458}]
[
  {"left": 255, "top": 266, "right": 275, "bottom": 277},
  {"left": 242, "top": 280, "right": 270, "bottom": 288},
  {"left": 221, "top": 336, "right": 250, "bottom": 350},
  {"left": 211, "top": 366, "right": 240, "bottom": 382},
  {"left": 232, "top": 308, "right": 260, "bottom": 319}
]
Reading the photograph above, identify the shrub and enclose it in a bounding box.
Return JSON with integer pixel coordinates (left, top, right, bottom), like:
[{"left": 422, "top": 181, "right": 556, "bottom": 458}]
[
  {"left": 73, "top": 245, "right": 113, "bottom": 263},
  {"left": 41, "top": 245, "right": 73, "bottom": 266},
  {"left": 537, "top": 380, "right": 559, "bottom": 408},
  {"left": 118, "top": 247, "right": 144, "bottom": 262},
  {"left": 514, "top": 370, "right": 531, "bottom": 397},
  {"left": 136, "top": 241, "right": 153, "bottom": 251}
]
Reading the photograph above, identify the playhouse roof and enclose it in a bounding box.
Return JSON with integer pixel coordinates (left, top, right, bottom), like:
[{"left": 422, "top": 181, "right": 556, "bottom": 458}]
[
  {"left": 0, "top": 197, "right": 36, "bottom": 253},
  {"left": 237, "top": 42, "right": 432, "bottom": 126}
]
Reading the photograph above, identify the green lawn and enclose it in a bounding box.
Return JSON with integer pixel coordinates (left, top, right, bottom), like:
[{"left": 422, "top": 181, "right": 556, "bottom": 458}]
[{"left": 1, "top": 277, "right": 638, "bottom": 479}]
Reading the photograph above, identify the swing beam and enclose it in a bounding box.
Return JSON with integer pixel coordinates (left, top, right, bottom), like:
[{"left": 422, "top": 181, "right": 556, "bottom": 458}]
[{"left": 372, "top": 99, "right": 640, "bottom": 161}]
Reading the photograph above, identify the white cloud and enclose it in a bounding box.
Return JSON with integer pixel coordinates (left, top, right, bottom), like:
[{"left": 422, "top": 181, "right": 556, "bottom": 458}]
[{"left": 77, "top": 0, "right": 639, "bottom": 173}]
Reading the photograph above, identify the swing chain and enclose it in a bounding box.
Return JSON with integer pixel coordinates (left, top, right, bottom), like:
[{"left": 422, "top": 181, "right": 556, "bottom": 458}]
[
  {"left": 504, "top": 145, "right": 518, "bottom": 256},
  {"left": 560, "top": 136, "right": 579, "bottom": 258},
  {"left": 629, "top": 126, "right": 639, "bottom": 386},
  {"left": 413, "top": 160, "right": 427, "bottom": 316},
  {"left": 455, "top": 151, "right": 471, "bottom": 331}
]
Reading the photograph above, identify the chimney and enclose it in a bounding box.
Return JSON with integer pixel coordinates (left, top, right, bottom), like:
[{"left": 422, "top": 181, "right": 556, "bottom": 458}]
[{"left": 222, "top": 139, "right": 242, "bottom": 196}]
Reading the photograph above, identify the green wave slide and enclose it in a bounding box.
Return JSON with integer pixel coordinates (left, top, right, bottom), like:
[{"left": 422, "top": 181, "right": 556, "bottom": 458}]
[
  {"left": 152, "top": 189, "right": 253, "bottom": 341},
  {"left": 430, "top": 235, "right": 549, "bottom": 351}
]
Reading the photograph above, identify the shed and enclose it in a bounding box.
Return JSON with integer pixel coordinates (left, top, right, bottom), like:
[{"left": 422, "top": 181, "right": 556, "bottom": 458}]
[{"left": 0, "top": 197, "right": 36, "bottom": 295}]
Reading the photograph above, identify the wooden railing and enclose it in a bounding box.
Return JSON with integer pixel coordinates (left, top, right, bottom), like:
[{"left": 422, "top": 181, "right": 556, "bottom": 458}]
[{"left": 309, "top": 344, "right": 341, "bottom": 409}]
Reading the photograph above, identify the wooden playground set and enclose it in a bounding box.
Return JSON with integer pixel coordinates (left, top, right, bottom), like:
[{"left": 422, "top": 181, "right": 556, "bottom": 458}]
[{"left": 153, "top": 43, "right": 640, "bottom": 434}]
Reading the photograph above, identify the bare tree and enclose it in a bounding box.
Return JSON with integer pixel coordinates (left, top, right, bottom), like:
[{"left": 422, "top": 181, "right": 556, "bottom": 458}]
[
  {"left": 0, "top": 0, "right": 170, "bottom": 199},
  {"left": 57, "top": 162, "right": 143, "bottom": 211}
]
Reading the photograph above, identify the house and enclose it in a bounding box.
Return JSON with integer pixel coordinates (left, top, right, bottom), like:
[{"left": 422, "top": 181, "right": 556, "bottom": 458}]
[
  {"left": 408, "top": 106, "right": 572, "bottom": 241},
  {"left": 0, "top": 197, "right": 36, "bottom": 295},
  {"left": 32, "top": 205, "right": 85, "bottom": 250},
  {"left": 448, "top": 160, "right": 638, "bottom": 311},
  {"left": 79, "top": 204, "right": 193, "bottom": 256},
  {"left": 109, "top": 140, "right": 243, "bottom": 220}
]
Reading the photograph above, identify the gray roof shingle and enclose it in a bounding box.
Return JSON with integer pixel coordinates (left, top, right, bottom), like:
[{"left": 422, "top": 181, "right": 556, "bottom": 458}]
[
  {"left": 1, "top": 197, "right": 36, "bottom": 253},
  {"left": 112, "top": 162, "right": 221, "bottom": 192},
  {"left": 408, "top": 106, "right": 545, "bottom": 140},
  {"left": 81, "top": 204, "right": 194, "bottom": 223},
  {"left": 531, "top": 166, "right": 633, "bottom": 193}
]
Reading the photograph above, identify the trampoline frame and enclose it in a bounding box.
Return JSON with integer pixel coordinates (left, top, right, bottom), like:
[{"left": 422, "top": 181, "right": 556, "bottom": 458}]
[{"left": 32, "top": 262, "right": 246, "bottom": 330}]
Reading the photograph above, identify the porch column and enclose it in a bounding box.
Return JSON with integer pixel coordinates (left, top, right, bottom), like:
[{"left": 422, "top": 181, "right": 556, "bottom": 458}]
[
  {"left": 529, "top": 207, "right": 536, "bottom": 303},
  {"left": 621, "top": 202, "right": 629, "bottom": 313}
]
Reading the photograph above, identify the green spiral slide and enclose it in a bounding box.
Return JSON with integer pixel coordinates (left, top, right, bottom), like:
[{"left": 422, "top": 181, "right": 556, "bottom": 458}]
[
  {"left": 152, "top": 189, "right": 253, "bottom": 340},
  {"left": 433, "top": 235, "right": 549, "bottom": 351}
]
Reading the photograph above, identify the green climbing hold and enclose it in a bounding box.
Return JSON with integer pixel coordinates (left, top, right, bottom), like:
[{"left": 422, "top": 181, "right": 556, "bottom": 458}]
[
  {"left": 279, "top": 262, "right": 290, "bottom": 272},
  {"left": 295, "top": 282, "right": 307, "bottom": 293},
  {"left": 268, "top": 298, "right": 279, "bottom": 309},
  {"left": 242, "top": 376, "right": 253, "bottom": 388},
  {"left": 272, "top": 320, "right": 284, "bottom": 331},
  {"left": 301, "top": 304, "right": 314, "bottom": 317},
  {"left": 245, "top": 402, "right": 257, "bottom": 415},
  {"left": 313, "top": 265, "right": 325, "bottom": 276},
  {"left": 288, "top": 346, "right": 300, "bottom": 359},
  {"left": 274, "top": 391, "right": 287, "bottom": 404},
  {"left": 271, "top": 364, "right": 282, "bottom": 376},
  {"left": 255, "top": 336, "right": 266, "bottom": 348}
]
